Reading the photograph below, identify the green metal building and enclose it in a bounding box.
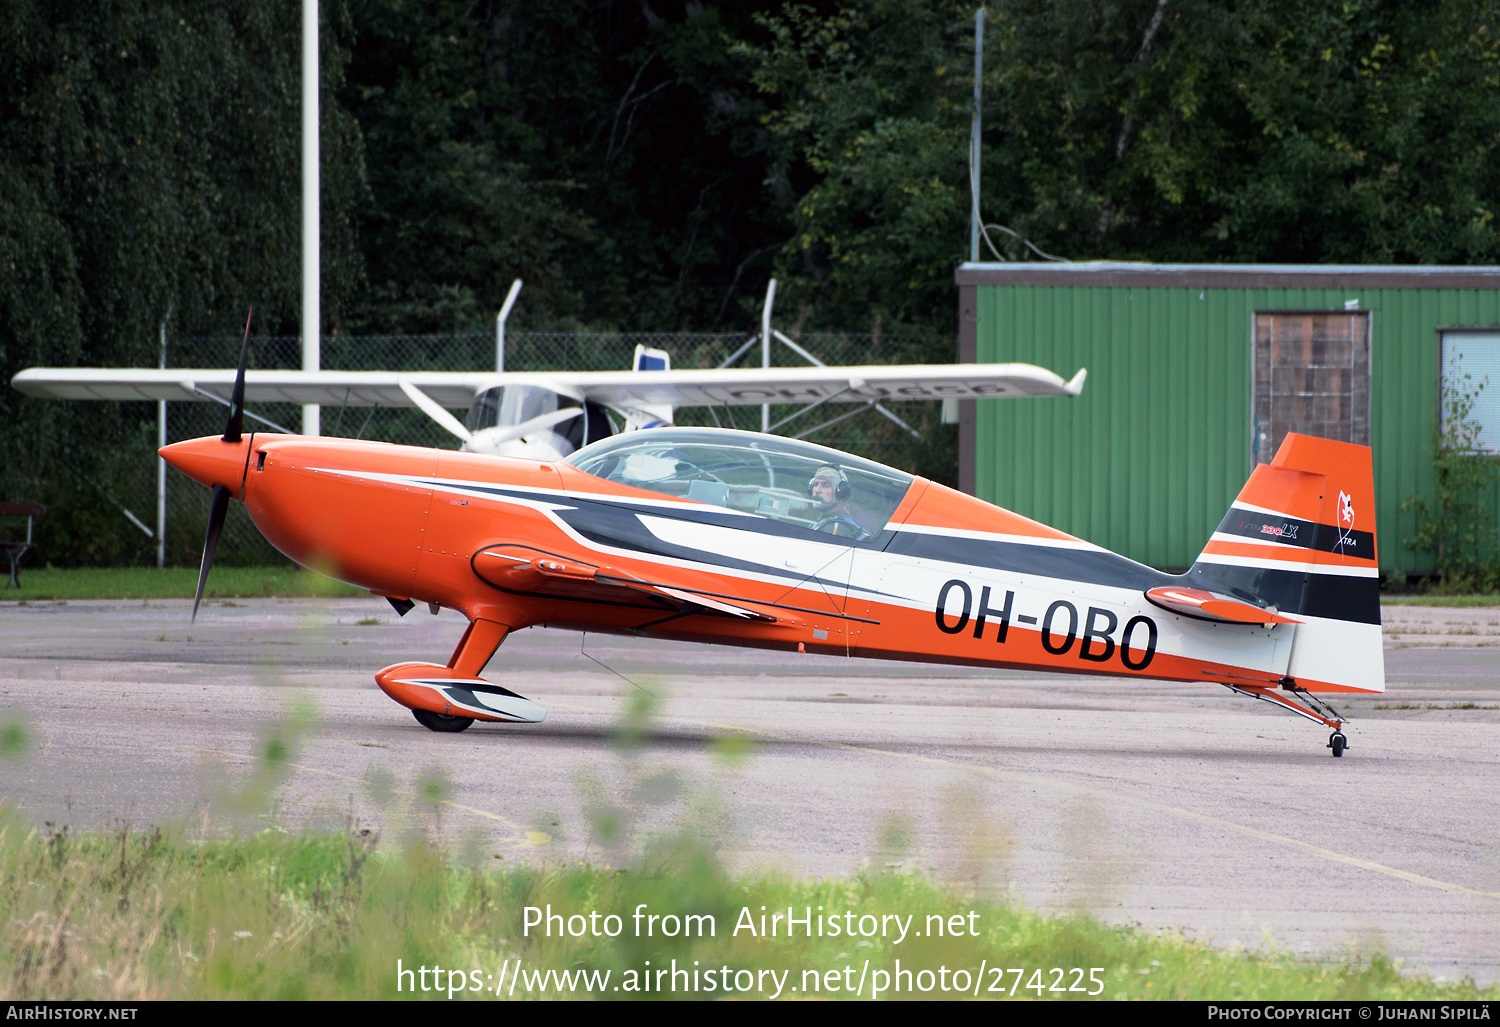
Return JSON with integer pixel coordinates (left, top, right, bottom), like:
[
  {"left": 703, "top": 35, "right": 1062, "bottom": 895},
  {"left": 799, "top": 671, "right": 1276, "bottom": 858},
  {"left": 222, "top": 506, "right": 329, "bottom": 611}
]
[{"left": 955, "top": 262, "right": 1500, "bottom": 573}]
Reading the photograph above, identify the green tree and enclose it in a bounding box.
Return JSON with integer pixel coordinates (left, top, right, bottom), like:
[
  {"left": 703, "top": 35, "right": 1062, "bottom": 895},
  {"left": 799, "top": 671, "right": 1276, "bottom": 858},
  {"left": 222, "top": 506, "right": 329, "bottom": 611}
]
[
  {"left": 0, "top": 0, "right": 367, "bottom": 565},
  {"left": 739, "top": 1, "right": 974, "bottom": 335},
  {"left": 341, "top": 0, "right": 790, "bottom": 334},
  {"left": 739, "top": 0, "right": 1500, "bottom": 333}
]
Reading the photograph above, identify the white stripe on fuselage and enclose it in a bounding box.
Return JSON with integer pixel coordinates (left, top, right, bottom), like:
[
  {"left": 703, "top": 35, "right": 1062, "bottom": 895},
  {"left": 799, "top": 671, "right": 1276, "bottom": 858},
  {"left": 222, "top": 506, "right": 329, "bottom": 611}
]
[
  {"left": 858, "top": 550, "right": 1293, "bottom": 679},
  {"left": 305, "top": 467, "right": 1368, "bottom": 689},
  {"left": 888, "top": 521, "right": 1113, "bottom": 553}
]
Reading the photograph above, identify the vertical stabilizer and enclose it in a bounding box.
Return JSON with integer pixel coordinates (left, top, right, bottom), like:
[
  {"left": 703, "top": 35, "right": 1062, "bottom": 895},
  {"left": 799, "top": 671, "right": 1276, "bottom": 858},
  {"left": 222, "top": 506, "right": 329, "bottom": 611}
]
[{"left": 1183, "top": 434, "right": 1384, "bottom": 694}]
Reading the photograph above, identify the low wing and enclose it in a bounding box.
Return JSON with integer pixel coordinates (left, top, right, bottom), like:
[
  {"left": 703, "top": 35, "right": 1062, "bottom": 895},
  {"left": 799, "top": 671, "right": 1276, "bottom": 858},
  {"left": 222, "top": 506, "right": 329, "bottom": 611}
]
[
  {"left": 471, "top": 546, "right": 777, "bottom": 622},
  {"left": 11, "top": 363, "right": 1086, "bottom": 409}
]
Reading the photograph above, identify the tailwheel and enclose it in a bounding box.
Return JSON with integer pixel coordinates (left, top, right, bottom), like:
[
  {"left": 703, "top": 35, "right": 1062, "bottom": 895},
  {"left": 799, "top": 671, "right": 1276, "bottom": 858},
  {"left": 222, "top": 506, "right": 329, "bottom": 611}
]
[
  {"left": 413, "top": 708, "right": 474, "bottom": 733},
  {"left": 1328, "top": 731, "right": 1348, "bottom": 757}
]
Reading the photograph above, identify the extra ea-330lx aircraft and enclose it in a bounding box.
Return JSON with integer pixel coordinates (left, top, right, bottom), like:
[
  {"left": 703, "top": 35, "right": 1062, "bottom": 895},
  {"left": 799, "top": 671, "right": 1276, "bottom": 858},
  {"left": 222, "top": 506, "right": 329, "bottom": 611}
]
[{"left": 101, "top": 326, "right": 1383, "bottom": 759}]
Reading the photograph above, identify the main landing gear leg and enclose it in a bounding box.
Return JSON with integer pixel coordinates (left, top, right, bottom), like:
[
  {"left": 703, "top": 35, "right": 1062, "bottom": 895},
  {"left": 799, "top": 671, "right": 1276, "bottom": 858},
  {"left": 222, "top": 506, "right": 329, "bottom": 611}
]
[{"left": 448, "top": 618, "right": 509, "bottom": 677}]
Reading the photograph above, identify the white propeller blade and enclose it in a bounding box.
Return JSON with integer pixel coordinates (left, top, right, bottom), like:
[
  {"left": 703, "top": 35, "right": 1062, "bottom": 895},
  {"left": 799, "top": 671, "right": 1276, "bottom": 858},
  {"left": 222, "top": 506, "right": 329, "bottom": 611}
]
[
  {"left": 475, "top": 406, "right": 583, "bottom": 447},
  {"left": 399, "top": 379, "right": 473, "bottom": 444}
]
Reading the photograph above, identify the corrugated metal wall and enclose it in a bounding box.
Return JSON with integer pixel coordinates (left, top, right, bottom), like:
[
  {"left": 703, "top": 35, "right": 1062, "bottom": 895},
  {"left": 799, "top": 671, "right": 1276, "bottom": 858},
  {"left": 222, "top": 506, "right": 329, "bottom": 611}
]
[{"left": 971, "top": 282, "right": 1500, "bottom": 572}]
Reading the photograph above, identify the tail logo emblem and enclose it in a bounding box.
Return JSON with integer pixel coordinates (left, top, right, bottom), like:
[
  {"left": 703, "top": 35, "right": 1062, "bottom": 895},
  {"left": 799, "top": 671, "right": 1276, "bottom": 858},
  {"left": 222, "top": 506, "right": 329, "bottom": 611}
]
[{"left": 1335, "top": 490, "right": 1356, "bottom": 550}]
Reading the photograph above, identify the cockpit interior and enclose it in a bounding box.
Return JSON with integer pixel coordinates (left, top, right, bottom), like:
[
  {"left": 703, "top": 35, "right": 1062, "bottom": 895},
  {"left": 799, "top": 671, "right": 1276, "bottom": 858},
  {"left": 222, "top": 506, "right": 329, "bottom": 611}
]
[{"left": 567, "top": 428, "right": 914, "bottom": 539}]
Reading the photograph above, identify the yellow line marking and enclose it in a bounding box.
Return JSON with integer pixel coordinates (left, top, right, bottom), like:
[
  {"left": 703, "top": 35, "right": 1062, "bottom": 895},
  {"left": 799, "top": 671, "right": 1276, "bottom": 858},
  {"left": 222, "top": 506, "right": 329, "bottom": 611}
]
[{"left": 648, "top": 716, "right": 1500, "bottom": 901}]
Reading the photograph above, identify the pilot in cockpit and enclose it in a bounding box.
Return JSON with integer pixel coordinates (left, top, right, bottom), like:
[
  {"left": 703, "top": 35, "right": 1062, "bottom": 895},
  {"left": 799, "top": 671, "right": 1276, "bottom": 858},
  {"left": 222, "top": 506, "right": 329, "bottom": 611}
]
[{"left": 807, "top": 464, "right": 875, "bottom": 540}]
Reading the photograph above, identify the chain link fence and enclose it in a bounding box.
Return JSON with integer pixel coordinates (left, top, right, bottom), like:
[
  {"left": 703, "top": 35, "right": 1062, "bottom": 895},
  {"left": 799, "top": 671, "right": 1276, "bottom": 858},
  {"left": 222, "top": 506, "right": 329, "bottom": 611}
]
[{"left": 100, "top": 328, "right": 954, "bottom": 566}]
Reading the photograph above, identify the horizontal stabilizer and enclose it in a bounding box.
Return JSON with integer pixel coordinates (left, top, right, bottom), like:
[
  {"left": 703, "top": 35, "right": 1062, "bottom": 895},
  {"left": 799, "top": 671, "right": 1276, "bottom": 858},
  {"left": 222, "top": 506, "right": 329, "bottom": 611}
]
[{"left": 1144, "top": 586, "right": 1299, "bottom": 625}]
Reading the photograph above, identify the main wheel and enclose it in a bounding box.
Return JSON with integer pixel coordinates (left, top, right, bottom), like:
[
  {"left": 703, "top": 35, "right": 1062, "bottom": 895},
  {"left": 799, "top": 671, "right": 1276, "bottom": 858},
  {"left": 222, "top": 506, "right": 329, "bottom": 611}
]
[
  {"left": 1328, "top": 731, "right": 1347, "bottom": 757},
  {"left": 413, "top": 708, "right": 475, "bottom": 733}
]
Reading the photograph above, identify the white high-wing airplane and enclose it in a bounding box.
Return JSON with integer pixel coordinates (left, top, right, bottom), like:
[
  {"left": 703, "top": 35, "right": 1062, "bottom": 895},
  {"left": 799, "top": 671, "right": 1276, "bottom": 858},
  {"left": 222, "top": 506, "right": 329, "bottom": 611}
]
[
  {"left": 12, "top": 348, "right": 1086, "bottom": 461},
  {"left": 13, "top": 281, "right": 1086, "bottom": 458}
]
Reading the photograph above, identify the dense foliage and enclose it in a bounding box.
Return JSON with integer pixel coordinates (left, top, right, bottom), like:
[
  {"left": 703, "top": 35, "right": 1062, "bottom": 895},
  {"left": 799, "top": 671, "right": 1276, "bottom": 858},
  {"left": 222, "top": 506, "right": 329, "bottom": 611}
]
[
  {"left": 7, "top": 0, "right": 1500, "bottom": 563},
  {"left": 0, "top": 0, "right": 365, "bottom": 564}
]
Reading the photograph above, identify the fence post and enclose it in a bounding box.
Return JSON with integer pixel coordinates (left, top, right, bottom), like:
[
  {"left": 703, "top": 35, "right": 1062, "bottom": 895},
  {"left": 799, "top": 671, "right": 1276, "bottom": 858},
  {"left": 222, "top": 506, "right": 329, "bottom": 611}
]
[
  {"left": 970, "top": 6, "right": 985, "bottom": 263},
  {"left": 158, "top": 321, "right": 167, "bottom": 568},
  {"left": 497, "top": 279, "right": 522, "bottom": 373},
  {"left": 760, "top": 278, "right": 777, "bottom": 432},
  {"left": 301, "top": 0, "right": 321, "bottom": 438}
]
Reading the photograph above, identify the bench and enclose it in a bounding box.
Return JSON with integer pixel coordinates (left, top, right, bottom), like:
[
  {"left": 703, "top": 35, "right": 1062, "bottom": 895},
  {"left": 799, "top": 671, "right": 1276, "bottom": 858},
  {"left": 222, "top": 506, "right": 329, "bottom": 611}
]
[{"left": 1, "top": 503, "right": 45, "bottom": 589}]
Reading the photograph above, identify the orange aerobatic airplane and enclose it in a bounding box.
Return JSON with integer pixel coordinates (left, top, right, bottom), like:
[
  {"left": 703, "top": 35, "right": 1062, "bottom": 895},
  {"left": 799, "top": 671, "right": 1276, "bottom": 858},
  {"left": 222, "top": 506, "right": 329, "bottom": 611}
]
[{"left": 161, "top": 340, "right": 1383, "bottom": 757}]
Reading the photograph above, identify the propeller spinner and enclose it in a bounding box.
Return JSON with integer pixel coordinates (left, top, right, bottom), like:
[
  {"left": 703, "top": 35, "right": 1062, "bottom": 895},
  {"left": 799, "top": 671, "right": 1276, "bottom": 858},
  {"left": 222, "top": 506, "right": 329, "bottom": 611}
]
[{"left": 158, "top": 309, "right": 256, "bottom": 622}]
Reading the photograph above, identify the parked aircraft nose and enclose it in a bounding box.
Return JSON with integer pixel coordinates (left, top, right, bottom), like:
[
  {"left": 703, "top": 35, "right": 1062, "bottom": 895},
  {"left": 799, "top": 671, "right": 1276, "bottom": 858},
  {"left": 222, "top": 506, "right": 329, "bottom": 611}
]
[{"left": 159, "top": 435, "right": 252, "bottom": 492}]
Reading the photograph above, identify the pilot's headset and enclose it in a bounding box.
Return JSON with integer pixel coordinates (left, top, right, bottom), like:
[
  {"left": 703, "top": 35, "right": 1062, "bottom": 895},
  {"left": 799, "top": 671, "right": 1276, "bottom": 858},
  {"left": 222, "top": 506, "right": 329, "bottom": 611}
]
[{"left": 807, "top": 464, "right": 851, "bottom": 501}]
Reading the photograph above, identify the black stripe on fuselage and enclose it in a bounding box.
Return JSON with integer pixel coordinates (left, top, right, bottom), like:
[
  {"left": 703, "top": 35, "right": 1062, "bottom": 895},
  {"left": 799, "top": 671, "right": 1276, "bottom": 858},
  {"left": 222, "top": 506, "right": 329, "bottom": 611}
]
[
  {"left": 883, "top": 530, "right": 1171, "bottom": 590},
  {"left": 414, "top": 476, "right": 892, "bottom": 554},
  {"left": 884, "top": 529, "right": 1380, "bottom": 625},
  {"left": 1216, "top": 507, "right": 1375, "bottom": 561},
  {"left": 409, "top": 476, "right": 876, "bottom": 594},
  {"left": 553, "top": 499, "right": 890, "bottom": 599},
  {"left": 412, "top": 476, "right": 1380, "bottom": 625}
]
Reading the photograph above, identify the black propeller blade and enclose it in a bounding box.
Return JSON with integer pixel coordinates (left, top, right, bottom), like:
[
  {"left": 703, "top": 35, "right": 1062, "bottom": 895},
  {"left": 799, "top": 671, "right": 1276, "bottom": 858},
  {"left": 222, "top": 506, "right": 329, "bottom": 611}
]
[
  {"left": 192, "top": 484, "right": 231, "bottom": 623},
  {"left": 193, "top": 309, "right": 253, "bottom": 623},
  {"left": 224, "top": 307, "right": 251, "bottom": 442}
]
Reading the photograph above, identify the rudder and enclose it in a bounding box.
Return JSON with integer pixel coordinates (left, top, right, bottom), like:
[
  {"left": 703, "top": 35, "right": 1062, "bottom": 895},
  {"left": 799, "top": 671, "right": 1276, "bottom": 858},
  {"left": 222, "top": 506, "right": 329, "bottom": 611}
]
[{"left": 1183, "top": 434, "right": 1384, "bottom": 694}]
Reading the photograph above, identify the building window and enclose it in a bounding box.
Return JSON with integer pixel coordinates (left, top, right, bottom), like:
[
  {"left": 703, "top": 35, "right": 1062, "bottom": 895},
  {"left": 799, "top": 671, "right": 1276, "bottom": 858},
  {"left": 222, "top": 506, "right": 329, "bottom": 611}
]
[
  {"left": 1252, "top": 312, "right": 1370, "bottom": 465},
  {"left": 1439, "top": 330, "right": 1500, "bottom": 454}
]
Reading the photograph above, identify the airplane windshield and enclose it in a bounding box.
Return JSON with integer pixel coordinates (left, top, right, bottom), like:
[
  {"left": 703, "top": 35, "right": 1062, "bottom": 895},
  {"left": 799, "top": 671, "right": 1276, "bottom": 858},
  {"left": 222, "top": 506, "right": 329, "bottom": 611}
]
[
  {"left": 465, "top": 384, "right": 610, "bottom": 452},
  {"left": 566, "top": 428, "right": 915, "bottom": 540}
]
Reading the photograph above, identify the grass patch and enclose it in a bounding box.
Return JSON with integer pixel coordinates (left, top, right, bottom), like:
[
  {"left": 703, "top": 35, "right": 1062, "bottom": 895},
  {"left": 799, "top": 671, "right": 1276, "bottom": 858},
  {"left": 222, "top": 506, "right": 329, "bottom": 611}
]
[
  {"left": 0, "top": 814, "right": 1492, "bottom": 1001},
  {"left": 1, "top": 566, "right": 366, "bottom": 601},
  {"left": 1382, "top": 594, "right": 1500, "bottom": 607}
]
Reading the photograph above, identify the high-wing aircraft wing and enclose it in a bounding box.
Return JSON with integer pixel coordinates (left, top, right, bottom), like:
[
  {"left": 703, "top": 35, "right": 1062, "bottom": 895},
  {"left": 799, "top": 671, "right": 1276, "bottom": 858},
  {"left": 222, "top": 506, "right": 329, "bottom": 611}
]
[
  {"left": 12, "top": 361, "right": 1087, "bottom": 461},
  {"left": 10, "top": 363, "right": 1086, "bottom": 407}
]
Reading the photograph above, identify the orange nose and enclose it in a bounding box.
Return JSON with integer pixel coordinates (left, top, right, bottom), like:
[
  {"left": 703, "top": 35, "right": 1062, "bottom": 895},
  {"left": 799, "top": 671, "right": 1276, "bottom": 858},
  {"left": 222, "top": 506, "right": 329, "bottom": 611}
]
[{"left": 159, "top": 436, "right": 252, "bottom": 492}]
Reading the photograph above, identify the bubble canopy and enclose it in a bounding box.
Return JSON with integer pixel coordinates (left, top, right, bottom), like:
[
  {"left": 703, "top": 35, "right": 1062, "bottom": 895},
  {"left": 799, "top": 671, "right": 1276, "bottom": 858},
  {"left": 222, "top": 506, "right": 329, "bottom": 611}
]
[{"left": 565, "top": 427, "right": 916, "bottom": 539}]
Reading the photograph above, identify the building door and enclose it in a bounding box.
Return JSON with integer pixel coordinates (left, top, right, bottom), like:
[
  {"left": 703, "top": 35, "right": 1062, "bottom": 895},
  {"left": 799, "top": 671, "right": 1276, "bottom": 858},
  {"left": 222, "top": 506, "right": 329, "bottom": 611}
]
[{"left": 1252, "top": 312, "right": 1371, "bottom": 465}]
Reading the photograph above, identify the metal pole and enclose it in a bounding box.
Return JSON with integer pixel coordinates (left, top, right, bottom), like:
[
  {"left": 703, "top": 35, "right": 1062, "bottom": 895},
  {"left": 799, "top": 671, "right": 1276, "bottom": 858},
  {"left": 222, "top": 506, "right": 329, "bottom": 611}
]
[
  {"left": 496, "top": 279, "right": 522, "bottom": 373},
  {"left": 301, "top": 0, "right": 321, "bottom": 437},
  {"left": 157, "top": 321, "right": 167, "bottom": 569},
  {"left": 760, "top": 277, "right": 777, "bottom": 431},
  {"left": 970, "top": 6, "right": 985, "bottom": 263}
]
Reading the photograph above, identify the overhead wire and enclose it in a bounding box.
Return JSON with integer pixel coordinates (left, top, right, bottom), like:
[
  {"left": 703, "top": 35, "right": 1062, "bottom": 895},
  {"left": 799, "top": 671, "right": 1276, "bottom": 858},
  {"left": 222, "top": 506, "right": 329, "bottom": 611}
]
[{"left": 968, "top": 136, "right": 1069, "bottom": 263}]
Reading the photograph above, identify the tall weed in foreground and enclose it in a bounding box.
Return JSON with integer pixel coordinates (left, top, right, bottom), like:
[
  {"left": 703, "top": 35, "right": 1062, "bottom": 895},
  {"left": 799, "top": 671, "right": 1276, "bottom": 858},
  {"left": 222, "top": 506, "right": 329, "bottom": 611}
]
[
  {"left": 1402, "top": 365, "right": 1500, "bottom": 590},
  {"left": 0, "top": 808, "right": 1494, "bottom": 1001}
]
